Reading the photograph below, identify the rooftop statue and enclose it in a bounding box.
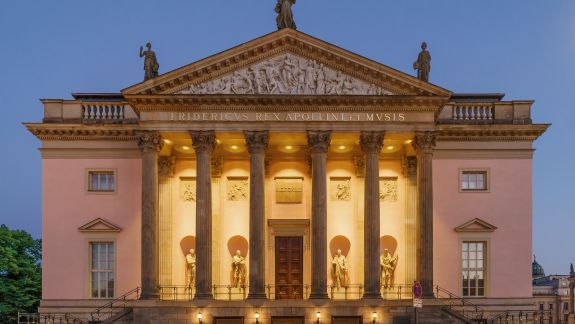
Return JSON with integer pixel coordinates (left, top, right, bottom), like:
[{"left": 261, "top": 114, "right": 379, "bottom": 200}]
[
  {"left": 140, "top": 42, "right": 160, "bottom": 81},
  {"left": 413, "top": 42, "right": 431, "bottom": 82},
  {"left": 571, "top": 263, "right": 574, "bottom": 277},
  {"left": 275, "top": 0, "right": 296, "bottom": 30}
]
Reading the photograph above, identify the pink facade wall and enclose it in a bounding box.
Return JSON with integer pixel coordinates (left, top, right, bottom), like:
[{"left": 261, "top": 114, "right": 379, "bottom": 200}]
[
  {"left": 42, "top": 159, "right": 141, "bottom": 300},
  {"left": 433, "top": 159, "right": 533, "bottom": 298}
]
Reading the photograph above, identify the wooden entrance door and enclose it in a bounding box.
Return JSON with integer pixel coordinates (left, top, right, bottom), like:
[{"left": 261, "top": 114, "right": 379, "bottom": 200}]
[{"left": 275, "top": 236, "right": 303, "bottom": 299}]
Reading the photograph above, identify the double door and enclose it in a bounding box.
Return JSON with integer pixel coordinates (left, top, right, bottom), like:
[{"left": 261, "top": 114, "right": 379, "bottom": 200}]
[{"left": 274, "top": 236, "right": 303, "bottom": 300}]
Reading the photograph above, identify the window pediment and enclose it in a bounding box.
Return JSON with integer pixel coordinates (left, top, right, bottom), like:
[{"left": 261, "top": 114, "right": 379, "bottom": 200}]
[
  {"left": 455, "top": 218, "right": 497, "bottom": 233},
  {"left": 79, "top": 218, "right": 122, "bottom": 233}
]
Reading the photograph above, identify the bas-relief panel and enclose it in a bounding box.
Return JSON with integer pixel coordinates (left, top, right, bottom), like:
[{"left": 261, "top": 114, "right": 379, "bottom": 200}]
[
  {"left": 227, "top": 177, "right": 248, "bottom": 201},
  {"left": 330, "top": 177, "right": 351, "bottom": 201},
  {"left": 275, "top": 177, "right": 303, "bottom": 204},
  {"left": 180, "top": 177, "right": 196, "bottom": 202},
  {"left": 379, "top": 177, "right": 398, "bottom": 202},
  {"left": 177, "top": 53, "right": 393, "bottom": 96}
]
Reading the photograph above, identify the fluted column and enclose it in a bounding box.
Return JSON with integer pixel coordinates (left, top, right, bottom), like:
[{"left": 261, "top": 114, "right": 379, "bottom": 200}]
[
  {"left": 158, "top": 156, "right": 175, "bottom": 290},
  {"left": 412, "top": 131, "right": 437, "bottom": 298},
  {"left": 190, "top": 131, "right": 216, "bottom": 300},
  {"left": 244, "top": 131, "right": 269, "bottom": 299},
  {"left": 136, "top": 130, "right": 164, "bottom": 300},
  {"left": 307, "top": 130, "right": 331, "bottom": 299},
  {"left": 360, "top": 131, "right": 384, "bottom": 299},
  {"left": 402, "top": 156, "right": 418, "bottom": 285}
]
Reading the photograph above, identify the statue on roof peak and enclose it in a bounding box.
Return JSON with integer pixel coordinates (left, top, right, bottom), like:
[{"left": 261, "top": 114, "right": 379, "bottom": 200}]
[
  {"left": 275, "top": 0, "right": 297, "bottom": 30},
  {"left": 413, "top": 41, "right": 431, "bottom": 82},
  {"left": 140, "top": 42, "right": 159, "bottom": 81}
]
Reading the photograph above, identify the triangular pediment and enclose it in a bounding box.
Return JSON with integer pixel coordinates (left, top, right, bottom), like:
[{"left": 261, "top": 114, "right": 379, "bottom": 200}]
[
  {"left": 455, "top": 218, "right": 497, "bottom": 233},
  {"left": 123, "top": 29, "right": 451, "bottom": 97},
  {"left": 79, "top": 218, "right": 122, "bottom": 233}
]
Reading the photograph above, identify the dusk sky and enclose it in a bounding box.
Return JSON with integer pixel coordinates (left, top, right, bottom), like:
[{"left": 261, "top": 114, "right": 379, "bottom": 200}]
[{"left": 1, "top": 1, "right": 573, "bottom": 274}]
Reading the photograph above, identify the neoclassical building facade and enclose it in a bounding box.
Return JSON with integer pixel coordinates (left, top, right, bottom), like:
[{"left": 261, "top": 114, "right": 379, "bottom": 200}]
[{"left": 27, "top": 29, "right": 553, "bottom": 323}]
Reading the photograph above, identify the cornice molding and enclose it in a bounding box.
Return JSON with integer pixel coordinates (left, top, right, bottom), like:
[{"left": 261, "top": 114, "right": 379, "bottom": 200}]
[
  {"left": 25, "top": 124, "right": 137, "bottom": 141},
  {"left": 437, "top": 124, "right": 549, "bottom": 142}
]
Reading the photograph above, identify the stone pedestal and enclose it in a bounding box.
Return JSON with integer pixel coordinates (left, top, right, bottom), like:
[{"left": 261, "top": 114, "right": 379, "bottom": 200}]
[
  {"left": 244, "top": 131, "right": 269, "bottom": 299},
  {"left": 307, "top": 130, "right": 331, "bottom": 299},
  {"left": 136, "top": 131, "right": 163, "bottom": 300},
  {"left": 412, "top": 131, "right": 437, "bottom": 298},
  {"left": 360, "top": 131, "right": 384, "bottom": 299},
  {"left": 190, "top": 131, "right": 216, "bottom": 300}
]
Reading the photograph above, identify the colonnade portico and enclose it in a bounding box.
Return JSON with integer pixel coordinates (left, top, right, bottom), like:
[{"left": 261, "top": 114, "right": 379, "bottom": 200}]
[{"left": 136, "top": 129, "right": 436, "bottom": 301}]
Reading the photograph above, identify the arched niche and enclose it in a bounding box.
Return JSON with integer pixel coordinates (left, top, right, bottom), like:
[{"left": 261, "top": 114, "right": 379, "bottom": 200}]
[
  {"left": 380, "top": 235, "right": 398, "bottom": 256},
  {"left": 227, "top": 235, "right": 249, "bottom": 257},
  {"left": 180, "top": 235, "right": 196, "bottom": 257},
  {"left": 329, "top": 235, "right": 351, "bottom": 257}
]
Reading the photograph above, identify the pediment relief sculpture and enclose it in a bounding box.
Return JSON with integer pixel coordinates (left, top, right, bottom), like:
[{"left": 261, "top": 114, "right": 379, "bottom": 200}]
[{"left": 176, "top": 53, "right": 393, "bottom": 96}]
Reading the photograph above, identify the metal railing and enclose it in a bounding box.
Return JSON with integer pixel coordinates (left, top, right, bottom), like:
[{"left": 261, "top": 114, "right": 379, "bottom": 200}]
[
  {"left": 89, "top": 287, "right": 140, "bottom": 322},
  {"left": 381, "top": 284, "right": 413, "bottom": 300},
  {"left": 159, "top": 285, "right": 195, "bottom": 301},
  {"left": 434, "top": 285, "right": 487, "bottom": 322},
  {"left": 329, "top": 284, "right": 363, "bottom": 300},
  {"left": 266, "top": 284, "right": 311, "bottom": 300},
  {"left": 489, "top": 310, "right": 552, "bottom": 324},
  {"left": 17, "top": 312, "right": 86, "bottom": 324},
  {"left": 213, "top": 285, "right": 248, "bottom": 301}
]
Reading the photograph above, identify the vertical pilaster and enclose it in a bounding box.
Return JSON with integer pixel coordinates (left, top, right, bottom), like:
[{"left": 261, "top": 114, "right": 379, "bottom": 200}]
[
  {"left": 307, "top": 130, "right": 331, "bottom": 299},
  {"left": 402, "top": 156, "right": 417, "bottom": 285},
  {"left": 244, "top": 131, "right": 269, "bottom": 299},
  {"left": 360, "top": 131, "right": 384, "bottom": 299},
  {"left": 158, "top": 156, "right": 175, "bottom": 292},
  {"left": 190, "top": 131, "right": 216, "bottom": 300},
  {"left": 136, "top": 130, "right": 163, "bottom": 300},
  {"left": 412, "top": 131, "right": 437, "bottom": 298}
]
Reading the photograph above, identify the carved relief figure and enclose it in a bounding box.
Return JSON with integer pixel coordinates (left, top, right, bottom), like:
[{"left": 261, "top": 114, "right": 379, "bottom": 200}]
[
  {"left": 231, "top": 250, "right": 246, "bottom": 288},
  {"left": 275, "top": 0, "right": 296, "bottom": 30},
  {"left": 331, "top": 249, "right": 348, "bottom": 289},
  {"left": 139, "top": 42, "right": 159, "bottom": 81},
  {"left": 186, "top": 249, "right": 196, "bottom": 287},
  {"left": 178, "top": 54, "right": 391, "bottom": 96},
  {"left": 380, "top": 249, "right": 398, "bottom": 289},
  {"left": 181, "top": 180, "right": 196, "bottom": 202},
  {"left": 379, "top": 178, "right": 398, "bottom": 202},
  {"left": 413, "top": 42, "right": 431, "bottom": 82},
  {"left": 228, "top": 178, "right": 248, "bottom": 201},
  {"left": 331, "top": 178, "right": 351, "bottom": 201}
]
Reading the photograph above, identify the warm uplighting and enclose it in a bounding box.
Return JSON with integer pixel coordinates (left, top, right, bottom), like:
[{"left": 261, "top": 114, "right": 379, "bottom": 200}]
[
  {"left": 230, "top": 145, "right": 239, "bottom": 150},
  {"left": 285, "top": 145, "right": 293, "bottom": 150},
  {"left": 405, "top": 139, "right": 413, "bottom": 144},
  {"left": 197, "top": 312, "right": 203, "bottom": 324},
  {"left": 182, "top": 146, "right": 191, "bottom": 151},
  {"left": 338, "top": 145, "right": 346, "bottom": 150},
  {"left": 386, "top": 146, "right": 395, "bottom": 150},
  {"left": 163, "top": 139, "right": 173, "bottom": 144},
  {"left": 315, "top": 311, "right": 320, "bottom": 324},
  {"left": 371, "top": 311, "right": 377, "bottom": 324},
  {"left": 255, "top": 311, "right": 260, "bottom": 324}
]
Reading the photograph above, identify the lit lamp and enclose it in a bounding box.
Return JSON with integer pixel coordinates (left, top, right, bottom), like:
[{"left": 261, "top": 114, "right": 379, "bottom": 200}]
[
  {"left": 372, "top": 312, "right": 377, "bottom": 324},
  {"left": 255, "top": 311, "right": 260, "bottom": 324},
  {"left": 316, "top": 311, "right": 321, "bottom": 324},
  {"left": 197, "top": 312, "right": 203, "bottom": 324}
]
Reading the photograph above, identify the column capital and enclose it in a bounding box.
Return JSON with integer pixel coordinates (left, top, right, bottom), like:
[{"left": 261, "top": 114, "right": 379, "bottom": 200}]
[
  {"left": 307, "top": 130, "right": 331, "bottom": 153},
  {"left": 189, "top": 131, "right": 216, "bottom": 153},
  {"left": 244, "top": 130, "right": 269, "bottom": 154},
  {"left": 360, "top": 131, "right": 385, "bottom": 154},
  {"left": 136, "top": 130, "right": 163, "bottom": 153},
  {"left": 158, "top": 156, "right": 176, "bottom": 178},
  {"left": 412, "top": 131, "right": 437, "bottom": 154}
]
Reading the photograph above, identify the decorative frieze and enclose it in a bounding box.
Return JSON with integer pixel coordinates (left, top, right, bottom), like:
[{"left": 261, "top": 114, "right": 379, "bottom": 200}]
[
  {"left": 227, "top": 177, "right": 249, "bottom": 201},
  {"left": 180, "top": 177, "right": 197, "bottom": 202},
  {"left": 379, "top": 177, "right": 398, "bottom": 202},
  {"left": 330, "top": 177, "right": 351, "bottom": 201}
]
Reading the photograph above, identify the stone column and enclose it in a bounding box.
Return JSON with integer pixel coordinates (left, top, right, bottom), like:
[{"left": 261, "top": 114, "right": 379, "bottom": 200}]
[
  {"left": 402, "top": 156, "right": 417, "bottom": 285},
  {"left": 360, "top": 131, "right": 384, "bottom": 299},
  {"left": 136, "top": 130, "right": 164, "bottom": 300},
  {"left": 158, "top": 156, "right": 175, "bottom": 291},
  {"left": 412, "top": 131, "right": 437, "bottom": 298},
  {"left": 307, "top": 130, "right": 331, "bottom": 299},
  {"left": 190, "top": 131, "right": 216, "bottom": 300},
  {"left": 568, "top": 280, "right": 575, "bottom": 324},
  {"left": 244, "top": 131, "right": 269, "bottom": 299}
]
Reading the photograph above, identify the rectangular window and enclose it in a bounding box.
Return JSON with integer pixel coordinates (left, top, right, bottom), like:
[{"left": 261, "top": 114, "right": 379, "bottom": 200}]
[
  {"left": 461, "top": 241, "right": 485, "bottom": 297},
  {"left": 90, "top": 242, "right": 115, "bottom": 298},
  {"left": 460, "top": 170, "right": 488, "bottom": 192},
  {"left": 88, "top": 171, "right": 116, "bottom": 192}
]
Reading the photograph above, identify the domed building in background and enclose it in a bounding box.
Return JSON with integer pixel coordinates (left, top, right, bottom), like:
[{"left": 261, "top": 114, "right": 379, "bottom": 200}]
[{"left": 533, "top": 255, "right": 546, "bottom": 279}]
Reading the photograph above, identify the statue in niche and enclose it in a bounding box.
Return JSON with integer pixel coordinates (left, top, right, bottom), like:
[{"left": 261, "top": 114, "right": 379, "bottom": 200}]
[
  {"left": 330, "top": 249, "right": 348, "bottom": 289},
  {"left": 275, "top": 0, "right": 296, "bottom": 30},
  {"left": 380, "top": 249, "right": 398, "bottom": 289},
  {"left": 185, "top": 249, "right": 196, "bottom": 287},
  {"left": 413, "top": 42, "right": 431, "bottom": 82},
  {"left": 231, "top": 250, "right": 246, "bottom": 288},
  {"left": 139, "top": 42, "right": 159, "bottom": 81}
]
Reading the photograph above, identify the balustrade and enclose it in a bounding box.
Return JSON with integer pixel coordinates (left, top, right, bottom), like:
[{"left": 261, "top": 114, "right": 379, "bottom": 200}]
[{"left": 82, "top": 104, "right": 125, "bottom": 122}]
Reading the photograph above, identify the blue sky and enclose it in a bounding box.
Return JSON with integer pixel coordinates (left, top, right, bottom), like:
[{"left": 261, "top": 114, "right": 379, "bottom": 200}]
[{"left": 0, "top": 1, "right": 573, "bottom": 274}]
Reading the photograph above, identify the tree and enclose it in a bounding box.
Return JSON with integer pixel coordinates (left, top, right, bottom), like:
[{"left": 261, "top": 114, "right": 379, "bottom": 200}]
[{"left": 0, "top": 225, "right": 41, "bottom": 324}]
